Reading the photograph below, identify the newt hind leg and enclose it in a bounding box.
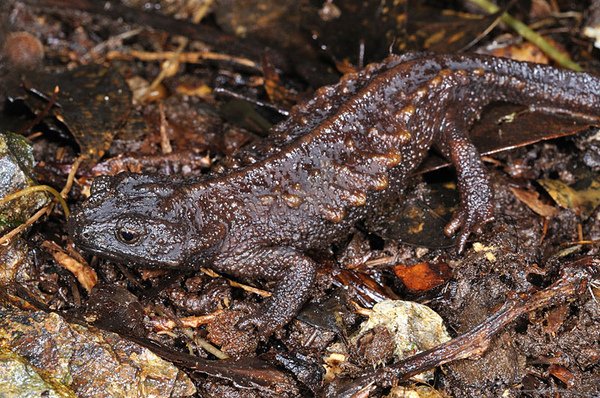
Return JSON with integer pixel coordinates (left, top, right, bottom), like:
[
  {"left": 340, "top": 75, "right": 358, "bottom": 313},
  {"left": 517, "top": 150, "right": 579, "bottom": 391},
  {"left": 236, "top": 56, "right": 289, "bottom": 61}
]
[{"left": 436, "top": 110, "right": 495, "bottom": 252}]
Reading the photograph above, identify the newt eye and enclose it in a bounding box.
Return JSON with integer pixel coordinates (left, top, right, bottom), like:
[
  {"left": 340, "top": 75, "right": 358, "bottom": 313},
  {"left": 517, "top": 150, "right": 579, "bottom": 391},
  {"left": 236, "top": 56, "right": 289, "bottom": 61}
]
[{"left": 116, "top": 227, "right": 141, "bottom": 244}]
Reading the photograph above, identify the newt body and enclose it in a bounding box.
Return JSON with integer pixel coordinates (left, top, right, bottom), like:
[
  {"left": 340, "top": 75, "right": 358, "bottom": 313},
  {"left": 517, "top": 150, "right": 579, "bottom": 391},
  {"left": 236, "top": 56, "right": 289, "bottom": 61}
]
[{"left": 68, "top": 53, "right": 600, "bottom": 336}]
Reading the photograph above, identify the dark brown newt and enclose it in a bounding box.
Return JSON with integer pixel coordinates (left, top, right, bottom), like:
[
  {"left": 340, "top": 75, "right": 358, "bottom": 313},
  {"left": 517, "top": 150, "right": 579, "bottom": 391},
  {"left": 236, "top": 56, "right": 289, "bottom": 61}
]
[{"left": 68, "top": 53, "right": 600, "bottom": 337}]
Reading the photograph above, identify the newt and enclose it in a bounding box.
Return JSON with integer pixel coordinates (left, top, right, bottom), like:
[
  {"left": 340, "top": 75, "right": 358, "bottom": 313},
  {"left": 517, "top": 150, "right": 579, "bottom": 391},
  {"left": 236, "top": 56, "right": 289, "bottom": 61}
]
[{"left": 68, "top": 53, "right": 600, "bottom": 337}]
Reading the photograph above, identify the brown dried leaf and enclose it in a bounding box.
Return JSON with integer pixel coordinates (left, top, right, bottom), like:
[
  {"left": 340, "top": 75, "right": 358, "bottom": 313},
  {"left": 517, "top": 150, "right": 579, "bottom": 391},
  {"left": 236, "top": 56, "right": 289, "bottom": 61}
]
[
  {"left": 487, "top": 41, "right": 550, "bottom": 64},
  {"left": 543, "top": 303, "right": 568, "bottom": 336},
  {"left": 417, "top": 104, "right": 599, "bottom": 174},
  {"left": 367, "top": 182, "right": 457, "bottom": 249},
  {"left": 5, "top": 65, "right": 133, "bottom": 162},
  {"left": 548, "top": 364, "right": 576, "bottom": 387},
  {"left": 333, "top": 268, "right": 396, "bottom": 307},
  {"left": 509, "top": 186, "right": 558, "bottom": 217},
  {"left": 405, "top": 5, "right": 501, "bottom": 53},
  {"left": 41, "top": 240, "right": 97, "bottom": 293}
]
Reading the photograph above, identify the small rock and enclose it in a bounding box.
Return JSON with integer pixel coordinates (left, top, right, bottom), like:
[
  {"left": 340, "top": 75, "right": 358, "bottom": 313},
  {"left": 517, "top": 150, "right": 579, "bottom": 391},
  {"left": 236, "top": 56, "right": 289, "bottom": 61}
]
[{"left": 2, "top": 31, "right": 44, "bottom": 70}]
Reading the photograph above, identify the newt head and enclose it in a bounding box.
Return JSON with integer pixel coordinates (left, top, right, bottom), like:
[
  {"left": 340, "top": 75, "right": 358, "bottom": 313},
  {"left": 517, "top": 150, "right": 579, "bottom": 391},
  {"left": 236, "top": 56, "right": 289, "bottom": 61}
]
[{"left": 67, "top": 172, "right": 222, "bottom": 268}]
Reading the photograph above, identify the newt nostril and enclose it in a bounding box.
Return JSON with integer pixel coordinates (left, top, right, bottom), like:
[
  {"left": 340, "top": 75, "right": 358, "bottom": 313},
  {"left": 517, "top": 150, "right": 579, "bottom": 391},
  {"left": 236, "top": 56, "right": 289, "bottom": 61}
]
[{"left": 66, "top": 213, "right": 87, "bottom": 242}]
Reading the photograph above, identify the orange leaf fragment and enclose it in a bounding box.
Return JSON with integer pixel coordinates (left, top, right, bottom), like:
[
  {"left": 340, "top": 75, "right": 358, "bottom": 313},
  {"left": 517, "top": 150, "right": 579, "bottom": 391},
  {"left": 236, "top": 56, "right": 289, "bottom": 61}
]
[
  {"left": 548, "top": 364, "right": 575, "bottom": 387},
  {"left": 392, "top": 262, "right": 452, "bottom": 292}
]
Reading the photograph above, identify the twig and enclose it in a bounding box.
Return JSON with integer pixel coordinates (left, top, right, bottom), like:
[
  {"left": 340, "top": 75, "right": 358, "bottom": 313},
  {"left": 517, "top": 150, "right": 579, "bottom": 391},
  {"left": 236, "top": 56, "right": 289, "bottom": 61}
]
[
  {"left": 213, "top": 87, "right": 289, "bottom": 116},
  {"left": 201, "top": 267, "right": 271, "bottom": 297},
  {"left": 0, "top": 155, "right": 83, "bottom": 246},
  {"left": 82, "top": 28, "right": 143, "bottom": 62},
  {"left": 141, "top": 38, "right": 188, "bottom": 103},
  {"left": 140, "top": 0, "right": 214, "bottom": 103},
  {"left": 0, "top": 185, "right": 69, "bottom": 217},
  {"left": 60, "top": 155, "right": 85, "bottom": 198},
  {"left": 194, "top": 335, "right": 230, "bottom": 360},
  {"left": 158, "top": 103, "right": 173, "bottom": 154},
  {"left": 107, "top": 49, "right": 259, "bottom": 70},
  {"left": 0, "top": 206, "right": 49, "bottom": 246},
  {"left": 468, "top": 0, "right": 582, "bottom": 71}
]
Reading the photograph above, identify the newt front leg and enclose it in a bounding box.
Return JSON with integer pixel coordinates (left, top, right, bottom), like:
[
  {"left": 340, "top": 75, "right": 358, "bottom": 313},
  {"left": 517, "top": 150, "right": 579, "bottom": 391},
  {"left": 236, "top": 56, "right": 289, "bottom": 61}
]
[{"left": 232, "top": 247, "right": 318, "bottom": 338}]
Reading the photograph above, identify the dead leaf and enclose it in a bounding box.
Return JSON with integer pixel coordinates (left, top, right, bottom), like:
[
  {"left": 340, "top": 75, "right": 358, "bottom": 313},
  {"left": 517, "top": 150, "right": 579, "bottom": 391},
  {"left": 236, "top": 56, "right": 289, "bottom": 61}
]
[
  {"left": 543, "top": 303, "right": 568, "bottom": 336},
  {"left": 487, "top": 41, "right": 550, "bottom": 64},
  {"left": 548, "top": 364, "right": 576, "bottom": 387},
  {"left": 352, "top": 299, "right": 451, "bottom": 382},
  {"left": 510, "top": 186, "right": 558, "bottom": 217},
  {"left": 417, "top": 104, "right": 600, "bottom": 174},
  {"left": 405, "top": 4, "right": 501, "bottom": 53},
  {"left": 4, "top": 65, "right": 133, "bottom": 162},
  {"left": 41, "top": 240, "right": 97, "bottom": 293},
  {"left": 538, "top": 178, "right": 600, "bottom": 218},
  {"left": 393, "top": 262, "right": 452, "bottom": 292}
]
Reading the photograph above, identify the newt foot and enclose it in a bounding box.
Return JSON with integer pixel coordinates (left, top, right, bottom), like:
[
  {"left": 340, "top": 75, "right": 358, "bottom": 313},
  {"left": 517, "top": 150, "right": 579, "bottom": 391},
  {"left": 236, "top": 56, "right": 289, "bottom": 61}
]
[{"left": 444, "top": 185, "right": 494, "bottom": 254}]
